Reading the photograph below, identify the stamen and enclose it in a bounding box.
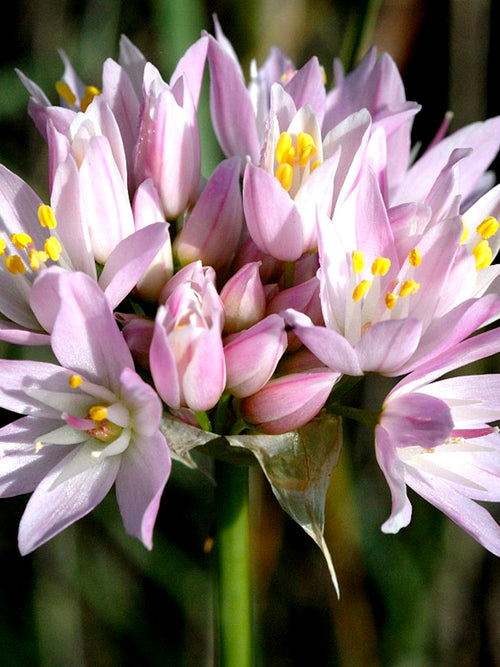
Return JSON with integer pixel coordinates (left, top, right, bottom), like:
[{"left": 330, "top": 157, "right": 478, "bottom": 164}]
[
  {"left": 44, "top": 237, "right": 62, "bottom": 262},
  {"left": 5, "top": 255, "right": 26, "bottom": 275},
  {"left": 11, "top": 233, "right": 33, "bottom": 250},
  {"left": 28, "top": 250, "right": 48, "bottom": 271},
  {"left": 476, "top": 216, "right": 499, "bottom": 239},
  {"left": 399, "top": 280, "right": 420, "bottom": 297},
  {"left": 311, "top": 160, "right": 321, "bottom": 171},
  {"left": 38, "top": 204, "right": 57, "bottom": 229},
  {"left": 276, "top": 163, "right": 293, "bottom": 191},
  {"left": 385, "top": 293, "right": 397, "bottom": 309},
  {"left": 297, "top": 132, "right": 316, "bottom": 167},
  {"left": 276, "top": 132, "right": 292, "bottom": 163},
  {"left": 460, "top": 221, "right": 469, "bottom": 245},
  {"left": 352, "top": 279, "right": 371, "bottom": 302},
  {"left": 35, "top": 441, "right": 44, "bottom": 453},
  {"left": 0, "top": 239, "right": 6, "bottom": 256},
  {"left": 55, "top": 80, "right": 76, "bottom": 106},
  {"left": 409, "top": 248, "right": 421, "bottom": 267},
  {"left": 371, "top": 257, "right": 391, "bottom": 276},
  {"left": 473, "top": 239, "right": 493, "bottom": 270},
  {"left": 320, "top": 65, "right": 327, "bottom": 85},
  {"left": 352, "top": 250, "right": 364, "bottom": 273},
  {"left": 69, "top": 374, "right": 83, "bottom": 388},
  {"left": 88, "top": 405, "right": 108, "bottom": 422},
  {"left": 80, "top": 85, "right": 100, "bottom": 112}
]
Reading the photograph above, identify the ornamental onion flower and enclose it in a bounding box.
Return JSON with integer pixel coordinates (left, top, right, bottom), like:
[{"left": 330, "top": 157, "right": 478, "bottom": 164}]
[{"left": 0, "top": 270, "right": 171, "bottom": 554}]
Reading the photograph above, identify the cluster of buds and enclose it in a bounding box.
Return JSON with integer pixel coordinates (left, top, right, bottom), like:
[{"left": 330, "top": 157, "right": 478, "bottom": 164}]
[{"left": 0, "top": 19, "right": 498, "bottom": 573}]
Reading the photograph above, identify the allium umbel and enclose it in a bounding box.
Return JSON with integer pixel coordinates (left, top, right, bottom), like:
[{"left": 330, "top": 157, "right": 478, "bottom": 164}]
[{"left": 0, "top": 21, "right": 498, "bottom": 603}]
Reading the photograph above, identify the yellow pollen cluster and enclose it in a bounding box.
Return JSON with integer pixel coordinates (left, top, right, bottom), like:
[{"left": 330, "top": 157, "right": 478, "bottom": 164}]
[
  {"left": 88, "top": 405, "right": 108, "bottom": 422},
  {"left": 38, "top": 204, "right": 57, "bottom": 229},
  {"left": 409, "top": 248, "right": 422, "bottom": 267},
  {"left": 80, "top": 85, "right": 100, "bottom": 112},
  {"left": 371, "top": 257, "right": 391, "bottom": 276},
  {"left": 468, "top": 215, "right": 498, "bottom": 269},
  {"left": 55, "top": 80, "right": 100, "bottom": 112},
  {"left": 352, "top": 250, "right": 364, "bottom": 273},
  {"left": 28, "top": 250, "right": 48, "bottom": 270},
  {"left": 1, "top": 205, "right": 63, "bottom": 276},
  {"left": 385, "top": 293, "right": 397, "bottom": 310},
  {"left": 44, "top": 237, "right": 62, "bottom": 262},
  {"left": 68, "top": 374, "right": 83, "bottom": 388},
  {"left": 473, "top": 239, "right": 493, "bottom": 270},
  {"left": 352, "top": 279, "right": 371, "bottom": 302},
  {"left": 5, "top": 255, "right": 26, "bottom": 275},
  {"left": 460, "top": 220, "right": 469, "bottom": 245},
  {"left": 399, "top": 279, "right": 420, "bottom": 297},
  {"left": 11, "top": 233, "right": 33, "bottom": 250},
  {"left": 275, "top": 131, "right": 318, "bottom": 191},
  {"left": 55, "top": 80, "right": 77, "bottom": 106},
  {"left": 477, "top": 216, "right": 499, "bottom": 239}
]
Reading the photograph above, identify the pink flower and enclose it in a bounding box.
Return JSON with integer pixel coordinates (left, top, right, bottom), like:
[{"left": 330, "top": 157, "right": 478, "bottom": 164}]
[
  {"left": 0, "top": 270, "right": 170, "bottom": 554},
  {"left": 376, "top": 328, "right": 500, "bottom": 554},
  {"left": 150, "top": 270, "right": 226, "bottom": 411}
]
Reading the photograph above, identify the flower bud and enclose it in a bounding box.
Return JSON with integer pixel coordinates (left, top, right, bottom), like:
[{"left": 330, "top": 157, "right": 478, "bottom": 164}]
[
  {"left": 174, "top": 157, "right": 243, "bottom": 272},
  {"left": 150, "top": 275, "right": 226, "bottom": 411},
  {"left": 224, "top": 314, "right": 287, "bottom": 397},
  {"left": 220, "top": 262, "right": 266, "bottom": 332},
  {"left": 241, "top": 370, "right": 339, "bottom": 434}
]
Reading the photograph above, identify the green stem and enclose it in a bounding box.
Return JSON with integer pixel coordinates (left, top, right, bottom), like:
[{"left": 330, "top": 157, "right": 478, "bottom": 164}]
[
  {"left": 326, "top": 403, "right": 380, "bottom": 429},
  {"left": 214, "top": 460, "right": 252, "bottom": 667}
]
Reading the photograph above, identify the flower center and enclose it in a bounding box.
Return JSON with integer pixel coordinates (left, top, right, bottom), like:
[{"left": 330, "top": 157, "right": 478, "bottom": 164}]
[
  {"left": 1, "top": 204, "right": 63, "bottom": 275},
  {"left": 56, "top": 80, "right": 100, "bottom": 112},
  {"left": 274, "top": 131, "right": 320, "bottom": 192}
]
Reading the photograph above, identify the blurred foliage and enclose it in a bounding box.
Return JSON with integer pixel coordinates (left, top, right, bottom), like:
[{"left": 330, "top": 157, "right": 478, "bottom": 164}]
[{"left": 0, "top": 0, "right": 499, "bottom": 665}]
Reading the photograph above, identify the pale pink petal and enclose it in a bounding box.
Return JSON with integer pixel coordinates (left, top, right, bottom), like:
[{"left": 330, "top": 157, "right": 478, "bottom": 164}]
[{"left": 115, "top": 430, "right": 171, "bottom": 549}]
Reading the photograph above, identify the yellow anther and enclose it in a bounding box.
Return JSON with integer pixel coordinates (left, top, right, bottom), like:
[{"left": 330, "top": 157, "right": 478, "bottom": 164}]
[
  {"left": 399, "top": 279, "right": 420, "bottom": 297},
  {"left": 460, "top": 221, "right": 469, "bottom": 245},
  {"left": 473, "top": 239, "right": 493, "bottom": 270},
  {"left": 297, "top": 132, "right": 317, "bottom": 167},
  {"left": 352, "top": 279, "right": 371, "bottom": 302},
  {"left": 385, "top": 293, "right": 397, "bottom": 310},
  {"left": 276, "top": 163, "right": 293, "bottom": 191},
  {"left": 44, "top": 236, "right": 62, "bottom": 262},
  {"left": 55, "top": 80, "right": 76, "bottom": 106},
  {"left": 5, "top": 255, "right": 26, "bottom": 275},
  {"left": 371, "top": 257, "right": 391, "bottom": 276},
  {"left": 0, "top": 239, "right": 6, "bottom": 256},
  {"left": 476, "top": 216, "right": 499, "bottom": 239},
  {"left": 89, "top": 405, "right": 108, "bottom": 422},
  {"left": 276, "top": 132, "right": 293, "bottom": 163},
  {"left": 80, "top": 85, "right": 100, "bottom": 112},
  {"left": 28, "top": 250, "right": 48, "bottom": 271},
  {"left": 35, "top": 442, "right": 44, "bottom": 453},
  {"left": 69, "top": 374, "right": 83, "bottom": 388},
  {"left": 409, "top": 248, "right": 421, "bottom": 267},
  {"left": 311, "top": 160, "right": 321, "bottom": 171},
  {"left": 11, "top": 233, "right": 33, "bottom": 250},
  {"left": 352, "top": 250, "right": 364, "bottom": 273},
  {"left": 38, "top": 204, "right": 57, "bottom": 229},
  {"left": 320, "top": 65, "right": 327, "bottom": 85}
]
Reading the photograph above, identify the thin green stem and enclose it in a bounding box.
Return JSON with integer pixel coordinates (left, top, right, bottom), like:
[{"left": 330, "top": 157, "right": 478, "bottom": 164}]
[
  {"left": 326, "top": 403, "right": 380, "bottom": 429},
  {"left": 214, "top": 460, "right": 252, "bottom": 667}
]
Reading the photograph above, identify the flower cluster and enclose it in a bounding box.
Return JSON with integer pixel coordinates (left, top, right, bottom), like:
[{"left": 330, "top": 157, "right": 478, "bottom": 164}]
[{"left": 0, "top": 21, "right": 499, "bottom": 572}]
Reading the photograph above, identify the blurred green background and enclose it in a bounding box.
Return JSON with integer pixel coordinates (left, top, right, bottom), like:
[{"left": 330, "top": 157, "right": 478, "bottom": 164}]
[{"left": 0, "top": 0, "right": 499, "bottom": 665}]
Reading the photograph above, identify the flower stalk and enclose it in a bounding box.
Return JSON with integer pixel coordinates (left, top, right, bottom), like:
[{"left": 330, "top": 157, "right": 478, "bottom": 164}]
[{"left": 214, "top": 459, "right": 252, "bottom": 667}]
